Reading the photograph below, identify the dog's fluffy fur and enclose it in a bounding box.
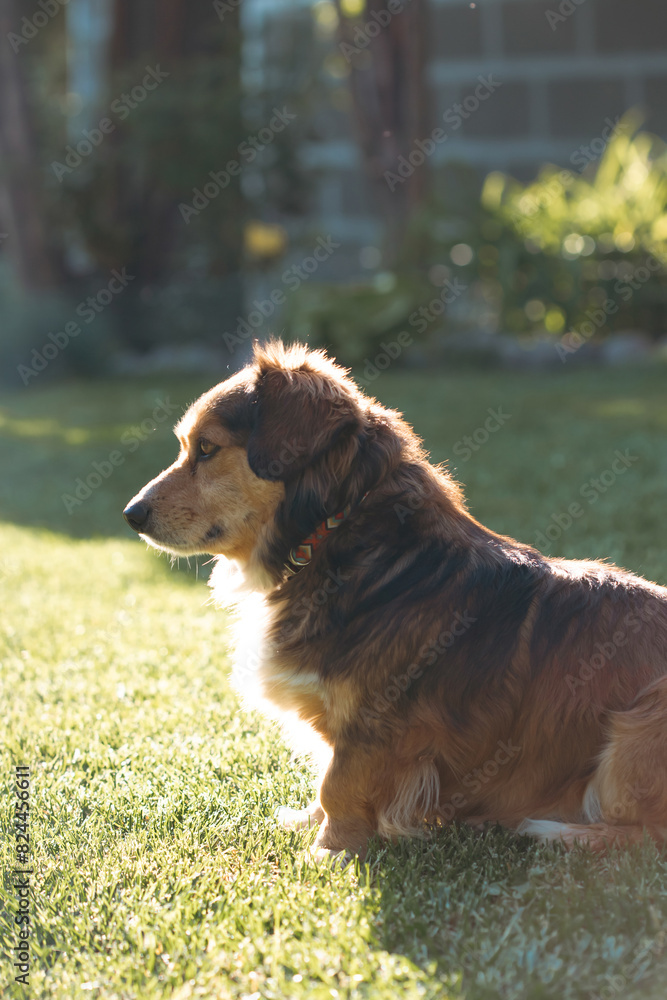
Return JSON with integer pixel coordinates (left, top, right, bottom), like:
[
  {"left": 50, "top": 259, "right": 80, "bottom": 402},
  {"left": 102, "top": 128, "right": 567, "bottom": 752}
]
[{"left": 124, "top": 340, "right": 667, "bottom": 859}]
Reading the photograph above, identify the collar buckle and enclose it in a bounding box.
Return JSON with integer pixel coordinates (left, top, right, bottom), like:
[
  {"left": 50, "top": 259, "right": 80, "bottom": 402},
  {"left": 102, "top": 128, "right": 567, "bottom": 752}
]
[{"left": 285, "top": 492, "right": 368, "bottom": 575}]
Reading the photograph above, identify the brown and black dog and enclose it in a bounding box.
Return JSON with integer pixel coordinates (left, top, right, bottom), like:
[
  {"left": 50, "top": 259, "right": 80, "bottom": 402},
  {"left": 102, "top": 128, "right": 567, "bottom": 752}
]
[{"left": 124, "top": 340, "right": 667, "bottom": 860}]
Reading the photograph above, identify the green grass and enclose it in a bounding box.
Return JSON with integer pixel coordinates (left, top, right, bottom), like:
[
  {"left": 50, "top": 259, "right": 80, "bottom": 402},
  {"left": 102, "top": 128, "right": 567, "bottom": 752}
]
[{"left": 2, "top": 363, "right": 667, "bottom": 999}]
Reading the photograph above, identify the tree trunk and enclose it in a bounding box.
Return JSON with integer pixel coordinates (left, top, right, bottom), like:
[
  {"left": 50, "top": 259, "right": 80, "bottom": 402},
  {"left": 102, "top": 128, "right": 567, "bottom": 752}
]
[
  {"left": 101, "top": 0, "right": 244, "bottom": 348},
  {"left": 335, "top": 0, "right": 430, "bottom": 263},
  {"left": 0, "top": 0, "right": 56, "bottom": 289}
]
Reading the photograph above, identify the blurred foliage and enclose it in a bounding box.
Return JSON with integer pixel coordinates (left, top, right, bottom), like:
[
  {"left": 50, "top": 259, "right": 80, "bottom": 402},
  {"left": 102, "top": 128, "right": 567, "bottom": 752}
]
[
  {"left": 45, "top": 51, "right": 247, "bottom": 351},
  {"left": 476, "top": 114, "right": 667, "bottom": 337},
  {"left": 0, "top": 2, "right": 346, "bottom": 378},
  {"left": 0, "top": 12, "right": 250, "bottom": 371},
  {"left": 431, "top": 115, "right": 667, "bottom": 340},
  {"left": 57, "top": 58, "right": 244, "bottom": 276},
  {"left": 283, "top": 272, "right": 431, "bottom": 364},
  {"left": 286, "top": 117, "right": 667, "bottom": 362}
]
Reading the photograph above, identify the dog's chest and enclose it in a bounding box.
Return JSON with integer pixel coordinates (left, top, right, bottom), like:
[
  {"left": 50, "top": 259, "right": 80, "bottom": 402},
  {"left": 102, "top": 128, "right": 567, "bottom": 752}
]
[
  {"left": 230, "top": 593, "right": 356, "bottom": 738},
  {"left": 260, "top": 655, "right": 326, "bottom": 717},
  {"left": 231, "top": 593, "right": 326, "bottom": 714}
]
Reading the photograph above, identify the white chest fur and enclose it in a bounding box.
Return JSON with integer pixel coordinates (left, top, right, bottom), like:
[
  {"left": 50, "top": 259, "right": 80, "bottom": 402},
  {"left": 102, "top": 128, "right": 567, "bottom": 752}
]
[{"left": 207, "top": 569, "right": 328, "bottom": 765}]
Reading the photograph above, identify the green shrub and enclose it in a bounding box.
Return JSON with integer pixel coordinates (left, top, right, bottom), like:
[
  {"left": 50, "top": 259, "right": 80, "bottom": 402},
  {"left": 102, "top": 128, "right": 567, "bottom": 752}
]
[
  {"left": 283, "top": 272, "right": 431, "bottom": 364},
  {"left": 286, "top": 117, "right": 667, "bottom": 365},
  {"left": 462, "top": 114, "right": 667, "bottom": 338}
]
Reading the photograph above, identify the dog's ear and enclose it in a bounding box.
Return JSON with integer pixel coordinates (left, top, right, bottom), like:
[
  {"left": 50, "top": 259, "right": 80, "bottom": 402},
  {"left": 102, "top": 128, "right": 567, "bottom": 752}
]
[{"left": 247, "top": 362, "right": 362, "bottom": 482}]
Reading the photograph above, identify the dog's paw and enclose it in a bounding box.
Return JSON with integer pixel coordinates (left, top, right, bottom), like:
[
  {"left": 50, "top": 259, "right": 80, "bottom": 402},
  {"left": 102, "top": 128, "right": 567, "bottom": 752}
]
[
  {"left": 275, "top": 805, "right": 322, "bottom": 830},
  {"left": 306, "top": 845, "right": 354, "bottom": 868}
]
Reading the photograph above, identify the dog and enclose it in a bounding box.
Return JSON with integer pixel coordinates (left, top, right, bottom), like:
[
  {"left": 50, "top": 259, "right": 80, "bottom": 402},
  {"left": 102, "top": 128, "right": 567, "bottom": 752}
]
[{"left": 123, "top": 339, "right": 667, "bottom": 861}]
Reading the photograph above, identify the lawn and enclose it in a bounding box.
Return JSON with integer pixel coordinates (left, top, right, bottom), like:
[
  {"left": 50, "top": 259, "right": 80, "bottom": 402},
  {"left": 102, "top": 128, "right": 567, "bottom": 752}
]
[{"left": 2, "top": 362, "right": 667, "bottom": 1000}]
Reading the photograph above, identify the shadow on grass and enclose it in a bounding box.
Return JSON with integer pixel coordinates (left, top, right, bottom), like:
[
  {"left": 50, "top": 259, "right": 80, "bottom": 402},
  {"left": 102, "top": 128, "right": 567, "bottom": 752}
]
[
  {"left": 363, "top": 823, "right": 667, "bottom": 1000},
  {"left": 362, "top": 825, "right": 539, "bottom": 997}
]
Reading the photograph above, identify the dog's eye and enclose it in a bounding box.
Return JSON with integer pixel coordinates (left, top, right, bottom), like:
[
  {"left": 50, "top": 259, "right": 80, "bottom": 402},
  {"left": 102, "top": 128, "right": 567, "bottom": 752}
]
[{"left": 197, "top": 439, "right": 218, "bottom": 459}]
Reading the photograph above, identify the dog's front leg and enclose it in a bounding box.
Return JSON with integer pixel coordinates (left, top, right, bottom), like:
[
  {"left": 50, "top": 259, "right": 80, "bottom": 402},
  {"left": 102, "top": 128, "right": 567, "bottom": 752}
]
[{"left": 310, "top": 749, "right": 378, "bottom": 863}]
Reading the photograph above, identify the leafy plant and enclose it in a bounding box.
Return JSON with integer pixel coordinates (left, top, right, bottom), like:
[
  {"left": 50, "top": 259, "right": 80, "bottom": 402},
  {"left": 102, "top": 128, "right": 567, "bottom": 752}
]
[
  {"left": 287, "top": 118, "right": 667, "bottom": 365},
  {"left": 468, "top": 115, "right": 667, "bottom": 338},
  {"left": 283, "top": 272, "right": 432, "bottom": 364}
]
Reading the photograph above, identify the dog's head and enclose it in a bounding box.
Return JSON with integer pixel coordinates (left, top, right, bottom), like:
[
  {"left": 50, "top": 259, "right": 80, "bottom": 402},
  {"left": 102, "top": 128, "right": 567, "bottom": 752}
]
[{"left": 123, "top": 341, "right": 400, "bottom": 569}]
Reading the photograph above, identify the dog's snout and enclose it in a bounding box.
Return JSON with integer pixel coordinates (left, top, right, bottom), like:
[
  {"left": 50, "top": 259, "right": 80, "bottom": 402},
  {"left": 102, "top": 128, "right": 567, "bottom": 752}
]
[{"left": 123, "top": 501, "right": 151, "bottom": 532}]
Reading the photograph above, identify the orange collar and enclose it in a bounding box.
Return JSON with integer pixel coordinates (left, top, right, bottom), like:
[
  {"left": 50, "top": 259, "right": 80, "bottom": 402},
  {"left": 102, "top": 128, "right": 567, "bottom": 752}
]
[{"left": 285, "top": 494, "right": 367, "bottom": 575}]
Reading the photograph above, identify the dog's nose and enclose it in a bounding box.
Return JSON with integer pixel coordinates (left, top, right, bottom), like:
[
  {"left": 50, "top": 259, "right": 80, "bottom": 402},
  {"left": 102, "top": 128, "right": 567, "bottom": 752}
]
[{"left": 123, "top": 501, "right": 150, "bottom": 532}]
